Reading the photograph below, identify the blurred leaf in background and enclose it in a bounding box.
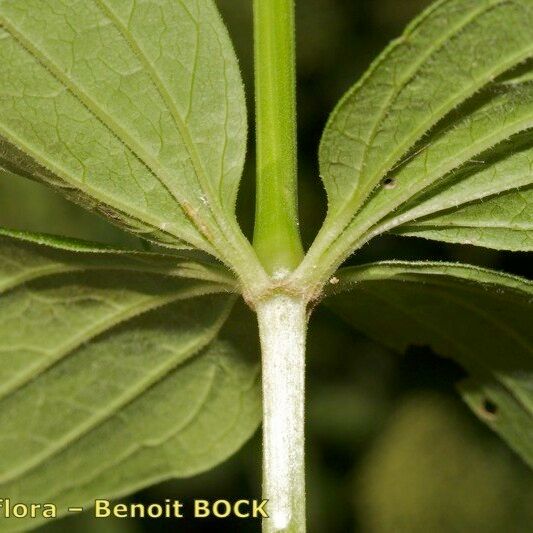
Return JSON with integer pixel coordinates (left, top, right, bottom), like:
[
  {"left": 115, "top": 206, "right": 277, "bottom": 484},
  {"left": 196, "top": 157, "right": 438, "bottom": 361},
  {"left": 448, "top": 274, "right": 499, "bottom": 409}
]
[{"left": 356, "top": 393, "right": 533, "bottom": 533}]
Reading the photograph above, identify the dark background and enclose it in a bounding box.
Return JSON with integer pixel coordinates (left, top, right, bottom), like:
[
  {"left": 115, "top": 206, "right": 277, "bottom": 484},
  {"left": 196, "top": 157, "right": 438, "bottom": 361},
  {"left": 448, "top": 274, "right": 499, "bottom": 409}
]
[{"left": 1, "top": 1, "right": 532, "bottom": 532}]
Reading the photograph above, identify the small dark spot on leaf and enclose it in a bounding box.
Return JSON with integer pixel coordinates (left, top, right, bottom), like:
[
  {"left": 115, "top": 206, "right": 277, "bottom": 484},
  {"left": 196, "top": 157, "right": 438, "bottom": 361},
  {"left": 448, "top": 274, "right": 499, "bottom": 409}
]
[
  {"left": 382, "top": 177, "right": 396, "bottom": 189},
  {"left": 481, "top": 398, "right": 498, "bottom": 419}
]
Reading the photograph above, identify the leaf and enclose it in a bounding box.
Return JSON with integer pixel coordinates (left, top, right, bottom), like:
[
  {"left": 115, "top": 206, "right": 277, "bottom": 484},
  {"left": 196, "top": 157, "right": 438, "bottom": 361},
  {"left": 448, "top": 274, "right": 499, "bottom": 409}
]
[
  {"left": 393, "top": 186, "right": 533, "bottom": 251},
  {"left": 356, "top": 392, "right": 533, "bottom": 533},
  {"left": 0, "top": 165, "right": 144, "bottom": 249},
  {"left": 314, "top": 0, "right": 533, "bottom": 268},
  {"left": 0, "top": 0, "right": 248, "bottom": 263},
  {"left": 325, "top": 261, "right": 533, "bottom": 467},
  {"left": 0, "top": 227, "right": 238, "bottom": 289},
  {"left": 0, "top": 233, "right": 260, "bottom": 531},
  {"left": 357, "top": 84, "right": 533, "bottom": 251}
]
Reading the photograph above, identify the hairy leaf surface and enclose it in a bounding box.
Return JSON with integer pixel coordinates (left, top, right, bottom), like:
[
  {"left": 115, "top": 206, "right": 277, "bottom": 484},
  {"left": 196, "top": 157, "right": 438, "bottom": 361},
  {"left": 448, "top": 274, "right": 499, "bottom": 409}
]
[
  {"left": 0, "top": 228, "right": 238, "bottom": 289},
  {"left": 388, "top": 120, "right": 533, "bottom": 249},
  {"left": 326, "top": 262, "right": 533, "bottom": 466},
  {"left": 0, "top": 233, "right": 260, "bottom": 531},
  {"left": 394, "top": 187, "right": 533, "bottom": 250},
  {"left": 0, "top": 0, "right": 247, "bottom": 261},
  {"left": 316, "top": 0, "right": 533, "bottom": 265},
  {"left": 354, "top": 84, "right": 533, "bottom": 250}
]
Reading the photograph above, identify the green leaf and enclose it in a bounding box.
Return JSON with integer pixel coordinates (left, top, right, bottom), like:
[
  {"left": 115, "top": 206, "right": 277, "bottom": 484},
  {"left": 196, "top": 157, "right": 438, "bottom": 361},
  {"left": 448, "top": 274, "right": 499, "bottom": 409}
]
[
  {"left": 325, "top": 261, "right": 533, "bottom": 467},
  {"left": 0, "top": 166, "right": 145, "bottom": 249},
  {"left": 307, "top": 0, "right": 533, "bottom": 278},
  {"left": 0, "top": 0, "right": 251, "bottom": 267},
  {"left": 393, "top": 185, "right": 533, "bottom": 251},
  {"left": 0, "top": 233, "right": 260, "bottom": 531},
  {"left": 357, "top": 85, "right": 533, "bottom": 251},
  {"left": 0, "top": 228, "right": 238, "bottom": 289},
  {"left": 321, "top": 0, "right": 533, "bottom": 213},
  {"left": 356, "top": 393, "right": 533, "bottom": 533}
]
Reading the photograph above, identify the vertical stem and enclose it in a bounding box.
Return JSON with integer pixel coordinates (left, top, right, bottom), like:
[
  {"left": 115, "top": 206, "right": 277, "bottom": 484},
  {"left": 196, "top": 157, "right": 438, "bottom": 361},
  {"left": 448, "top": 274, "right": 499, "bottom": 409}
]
[
  {"left": 253, "top": 0, "right": 304, "bottom": 276},
  {"left": 256, "top": 294, "right": 307, "bottom": 533}
]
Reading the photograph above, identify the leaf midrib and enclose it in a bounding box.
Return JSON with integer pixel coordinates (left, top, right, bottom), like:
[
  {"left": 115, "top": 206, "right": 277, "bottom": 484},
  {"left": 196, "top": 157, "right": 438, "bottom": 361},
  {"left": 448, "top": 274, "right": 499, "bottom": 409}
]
[
  {"left": 92, "top": 0, "right": 230, "bottom": 237},
  {"left": 393, "top": 164, "right": 533, "bottom": 224},
  {"left": 41, "top": 359, "right": 260, "bottom": 514},
  {"left": 0, "top": 15, "right": 215, "bottom": 250},
  {"left": 0, "top": 262, "right": 235, "bottom": 296},
  {"left": 0, "top": 264, "right": 73, "bottom": 294},
  {"left": 0, "top": 284, "right": 222, "bottom": 404},
  {"left": 0, "top": 299, "right": 233, "bottom": 485},
  {"left": 333, "top": 261, "right": 533, "bottom": 299},
  {"left": 406, "top": 220, "right": 533, "bottom": 230},
  {"left": 359, "top": 110, "right": 533, "bottom": 241}
]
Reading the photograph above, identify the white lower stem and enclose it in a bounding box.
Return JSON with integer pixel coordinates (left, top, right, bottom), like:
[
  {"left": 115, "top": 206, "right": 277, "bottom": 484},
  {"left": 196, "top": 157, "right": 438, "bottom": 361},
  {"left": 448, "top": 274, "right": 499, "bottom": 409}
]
[{"left": 256, "top": 294, "right": 307, "bottom": 533}]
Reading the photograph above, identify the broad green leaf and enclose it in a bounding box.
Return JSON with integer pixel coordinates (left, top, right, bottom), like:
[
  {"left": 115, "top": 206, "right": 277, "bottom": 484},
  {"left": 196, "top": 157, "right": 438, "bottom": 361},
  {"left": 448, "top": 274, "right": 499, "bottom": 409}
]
[
  {"left": 0, "top": 337, "right": 261, "bottom": 533},
  {"left": 460, "top": 375, "right": 533, "bottom": 461},
  {"left": 0, "top": 234, "right": 260, "bottom": 531},
  {"left": 394, "top": 186, "right": 533, "bottom": 251},
  {"left": 321, "top": 0, "right": 533, "bottom": 211},
  {"left": 0, "top": 228, "right": 238, "bottom": 289},
  {"left": 0, "top": 231, "right": 230, "bottom": 480},
  {"left": 315, "top": 0, "right": 533, "bottom": 267},
  {"left": 325, "top": 261, "right": 533, "bottom": 467},
  {"left": 351, "top": 84, "right": 533, "bottom": 251},
  {"left": 0, "top": 0, "right": 248, "bottom": 263}
]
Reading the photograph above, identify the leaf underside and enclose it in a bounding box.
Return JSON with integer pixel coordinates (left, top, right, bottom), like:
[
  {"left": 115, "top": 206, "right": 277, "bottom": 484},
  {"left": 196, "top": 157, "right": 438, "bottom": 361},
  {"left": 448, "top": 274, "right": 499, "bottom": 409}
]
[
  {"left": 0, "top": 1, "right": 531, "bottom": 529},
  {"left": 319, "top": 0, "right": 533, "bottom": 257},
  {"left": 326, "top": 261, "right": 533, "bottom": 467},
  {"left": 319, "top": 0, "right": 533, "bottom": 463},
  {"left": 0, "top": 1, "right": 259, "bottom": 527},
  {"left": 0, "top": 233, "right": 260, "bottom": 532},
  {"left": 0, "top": 0, "right": 247, "bottom": 261}
]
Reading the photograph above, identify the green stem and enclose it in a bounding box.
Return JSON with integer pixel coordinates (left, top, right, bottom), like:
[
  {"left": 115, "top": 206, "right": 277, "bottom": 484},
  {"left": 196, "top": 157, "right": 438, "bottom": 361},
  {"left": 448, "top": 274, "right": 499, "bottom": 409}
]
[
  {"left": 256, "top": 294, "right": 307, "bottom": 533},
  {"left": 253, "top": 0, "right": 304, "bottom": 276}
]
